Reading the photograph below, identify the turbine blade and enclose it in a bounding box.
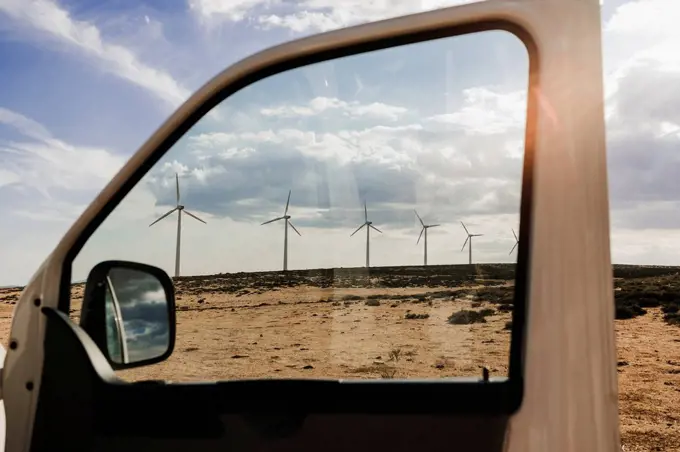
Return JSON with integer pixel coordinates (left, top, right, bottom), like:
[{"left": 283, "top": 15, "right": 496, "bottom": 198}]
[
  {"left": 369, "top": 224, "right": 382, "bottom": 233},
  {"left": 473, "top": 234, "right": 484, "bottom": 237},
  {"left": 512, "top": 228, "right": 518, "bottom": 241},
  {"left": 350, "top": 223, "right": 366, "bottom": 237},
  {"left": 261, "top": 216, "right": 284, "bottom": 225},
  {"left": 509, "top": 242, "right": 518, "bottom": 255},
  {"left": 364, "top": 201, "right": 368, "bottom": 222},
  {"left": 414, "top": 210, "right": 424, "bottom": 226},
  {"left": 183, "top": 210, "right": 206, "bottom": 224},
  {"left": 288, "top": 220, "right": 302, "bottom": 236},
  {"left": 284, "top": 190, "right": 291, "bottom": 215},
  {"left": 460, "top": 236, "right": 469, "bottom": 252},
  {"left": 149, "top": 208, "right": 178, "bottom": 227},
  {"left": 460, "top": 221, "right": 469, "bottom": 235},
  {"left": 429, "top": 224, "right": 441, "bottom": 228},
  {"left": 416, "top": 227, "right": 424, "bottom": 245},
  {"left": 175, "top": 173, "right": 180, "bottom": 204}
]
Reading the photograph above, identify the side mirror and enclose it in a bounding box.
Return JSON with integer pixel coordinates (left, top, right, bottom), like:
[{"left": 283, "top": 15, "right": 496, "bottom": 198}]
[{"left": 80, "top": 260, "right": 176, "bottom": 370}]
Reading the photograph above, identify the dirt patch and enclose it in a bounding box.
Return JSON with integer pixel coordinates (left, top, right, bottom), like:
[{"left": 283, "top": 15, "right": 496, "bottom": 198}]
[
  {"left": 616, "top": 307, "right": 680, "bottom": 451},
  {"left": 112, "top": 285, "right": 511, "bottom": 381}
]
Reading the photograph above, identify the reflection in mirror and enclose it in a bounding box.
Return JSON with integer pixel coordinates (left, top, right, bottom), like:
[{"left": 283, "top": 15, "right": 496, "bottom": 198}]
[
  {"left": 75, "top": 29, "right": 529, "bottom": 382},
  {"left": 103, "top": 267, "right": 171, "bottom": 364}
]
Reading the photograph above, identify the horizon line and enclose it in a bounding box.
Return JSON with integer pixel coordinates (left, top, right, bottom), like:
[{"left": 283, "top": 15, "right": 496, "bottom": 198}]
[{"left": 3, "top": 262, "right": 679, "bottom": 290}]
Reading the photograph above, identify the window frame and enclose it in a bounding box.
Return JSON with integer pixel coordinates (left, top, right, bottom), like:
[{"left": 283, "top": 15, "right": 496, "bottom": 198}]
[{"left": 57, "top": 15, "right": 539, "bottom": 415}]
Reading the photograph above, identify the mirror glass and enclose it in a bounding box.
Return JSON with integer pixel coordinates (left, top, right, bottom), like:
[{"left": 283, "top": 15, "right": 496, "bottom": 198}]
[
  {"left": 103, "top": 267, "right": 171, "bottom": 364},
  {"left": 74, "top": 29, "right": 529, "bottom": 382}
]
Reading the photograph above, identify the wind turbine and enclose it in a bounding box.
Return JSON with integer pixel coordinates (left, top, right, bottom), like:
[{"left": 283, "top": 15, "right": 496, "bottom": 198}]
[
  {"left": 460, "top": 221, "right": 483, "bottom": 265},
  {"left": 415, "top": 210, "right": 440, "bottom": 266},
  {"left": 509, "top": 228, "right": 519, "bottom": 255},
  {"left": 149, "top": 173, "right": 206, "bottom": 278},
  {"left": 261, "top": 189, "right": 301, "bottom": 271},
  {"left": 350, "top": 200, "right": 382, "bottom": 268}
]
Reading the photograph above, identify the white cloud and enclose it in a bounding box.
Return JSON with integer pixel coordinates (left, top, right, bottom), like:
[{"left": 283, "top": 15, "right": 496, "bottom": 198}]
[
  {"left": 0, "top": 169, "right": 20, "bottom": 188},
  {"left": 189, "top": 85, "right": 526, "bottom": 174},
  {"left": 191, "top": 0, "right": 476, "bottom": 33},
  {"left": 190, "top": 129, "right": 315, "bottom": 147},
  {"left": 4, "top": 140, "right": 124, "bottom": 194},
  {"left": 141, "top": 288, "right": 166, "bottom": 302},
  {"left": 188, "top": 125, "right": 420, "bottom": 166},
  {"left": 0, "top": 0, "right": 192, "bottom": 108},
  {"left": 261, "top": 96, "right": 408, "bottom": 121},
  {"left": 426, "top": 87, "right": 526, "bottom": 135},
  {"left": 0, "top": 108, "right": 115, "bottom": 284},
  {"left": 257, "top": 10, "right": 341, "bottom": 34},
  {"left": 604, "top": 0, "right": 680, "bottom": 129},
  {"left": 348, "top": 102, "right": 408, "bottom": 122},
  {"left": 11, "top": 200, "right": 87, "bottom": 223},
  {"left": 605, "top": 0, "right": 679, "bottom": 42},
  {"left": 603, "top": 0, "right": 680, "bottom": 104},
  {"left": 189, "top": 0, "right": 280, "bottom": 22},
  {"left": 258, "top": 0, "right": 476, "bottom": 33},
  {"left": 611, "top": 228, "right": 680, "bottom": 265},
  {"left": 0, "top": 105, "right": 116, "bottom": 284},
  {"left": 186, "top": 84, "right": 525, "bottom": 173},
  {"left": 0, "top": 217, "right": 72, "bottom": 285},
  {"left": 0, "top": 107, "right": 125, "bottom": 199},
  {"left": 0, "top": 107, "right": 52, "bottom": 141}
]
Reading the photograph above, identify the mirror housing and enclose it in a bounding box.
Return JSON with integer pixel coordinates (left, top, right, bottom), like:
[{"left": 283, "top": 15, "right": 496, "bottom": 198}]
[{"left": 80, "top": 260, "right": 176, "bottom": 370}]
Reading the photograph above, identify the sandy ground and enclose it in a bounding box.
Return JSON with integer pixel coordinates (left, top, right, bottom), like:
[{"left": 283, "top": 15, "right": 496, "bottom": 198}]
[
  {"left": 1, "top": 282, "right": 679, "bottom": 450},
  {"left": 615, "top": 307, "right": 680, "bottom": 451},
  {"left": 122, "top": 285, "right": 511, "bottom": 381}
]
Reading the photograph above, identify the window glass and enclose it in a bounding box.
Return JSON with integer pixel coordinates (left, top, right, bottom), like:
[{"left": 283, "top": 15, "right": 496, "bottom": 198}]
[{"left": 72, "top": 29, "right": 529, "bottom": 382}]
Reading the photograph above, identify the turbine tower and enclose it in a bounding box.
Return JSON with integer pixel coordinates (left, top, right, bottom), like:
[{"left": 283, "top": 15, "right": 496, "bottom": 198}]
[
  {"left": 350, "top": 200, "right": 382, "bottom": 268},
  {"left": 460, "top": 221, "right": 483, "bottom": 265},
  {"left": 509, "top": 228, "right": 519, "bottom": 255},
  {"left": 149, "top": 173, "right": 206, "bottom": 278},
  {"left": 261, "top": 189, "right": 301, "bottom": 271},
  {"left": 415, "top": 210, "right": 440, "bottom": 266}
]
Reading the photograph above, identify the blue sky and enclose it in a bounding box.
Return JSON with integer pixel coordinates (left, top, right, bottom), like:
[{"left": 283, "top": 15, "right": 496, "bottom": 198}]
[{"left": 1, "top": 0, "right": 679, "bottom": 285}]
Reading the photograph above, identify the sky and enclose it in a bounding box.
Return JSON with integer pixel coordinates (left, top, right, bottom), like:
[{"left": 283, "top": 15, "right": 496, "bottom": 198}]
[{"left": 0, "top": 0, "right": 679, "bottom": 285}]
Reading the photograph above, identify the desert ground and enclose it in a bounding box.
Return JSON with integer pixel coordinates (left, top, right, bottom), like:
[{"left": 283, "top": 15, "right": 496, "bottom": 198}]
[{"left": 1, "top": 263, "right": 680, "bottom": 451}]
